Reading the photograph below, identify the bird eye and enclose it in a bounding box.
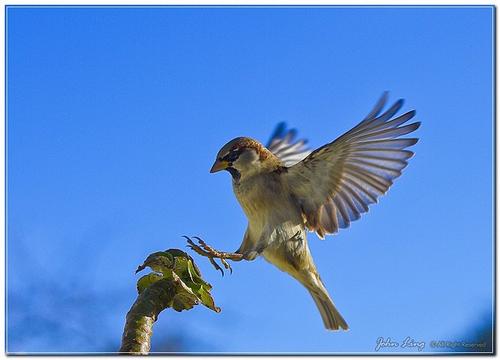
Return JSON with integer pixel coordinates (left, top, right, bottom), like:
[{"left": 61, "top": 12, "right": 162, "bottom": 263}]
[{"left": 224, "top": 149, "right": 241, "bottom": 162}]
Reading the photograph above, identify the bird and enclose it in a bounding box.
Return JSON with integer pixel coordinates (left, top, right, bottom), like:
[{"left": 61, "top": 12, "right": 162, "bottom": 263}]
[{"left": 186, "top": 92, "right": 420, "bottom": 331}]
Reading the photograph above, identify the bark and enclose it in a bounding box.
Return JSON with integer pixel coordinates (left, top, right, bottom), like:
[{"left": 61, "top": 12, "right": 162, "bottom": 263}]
[{"left": 119, "top": 278, "right": 175, "bottom": 355}]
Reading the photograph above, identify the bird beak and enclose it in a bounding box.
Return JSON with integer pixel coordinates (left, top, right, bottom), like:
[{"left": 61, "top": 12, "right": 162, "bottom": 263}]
[{"left": 210, "top": 159, "right": 229, "bottom": 173}]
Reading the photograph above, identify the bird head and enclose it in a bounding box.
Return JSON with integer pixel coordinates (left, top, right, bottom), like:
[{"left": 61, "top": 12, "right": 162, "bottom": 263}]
[{"left": 210, "top": 137, "right": 277, "bottom": 181}]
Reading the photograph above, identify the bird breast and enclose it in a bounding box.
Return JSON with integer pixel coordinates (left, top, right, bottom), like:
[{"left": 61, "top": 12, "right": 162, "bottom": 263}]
[{"left": 233, "top": 172, "right": 300, "bottom": 225}]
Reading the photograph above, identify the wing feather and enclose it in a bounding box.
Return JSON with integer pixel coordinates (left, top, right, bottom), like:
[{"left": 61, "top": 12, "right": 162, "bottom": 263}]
[
  {"left": 284, "top": 93, "right": 420, "bottom": 238},
  {"left": 267, "top": 122, "right": 311, "bottom": 166},
  {"left": 343, "top": 183, "right": 369, "bottom": 212},
  {"left": 319, "top": 200, "right": 336, "bottom": 235}
]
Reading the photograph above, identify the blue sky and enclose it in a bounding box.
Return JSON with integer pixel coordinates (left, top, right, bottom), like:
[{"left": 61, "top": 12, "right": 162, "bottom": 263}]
[{"left": 6, "top": 6, "right": 493, "bottom": 353}]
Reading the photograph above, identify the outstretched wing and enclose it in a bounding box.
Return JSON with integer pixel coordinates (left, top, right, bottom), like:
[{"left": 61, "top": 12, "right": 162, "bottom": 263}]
[
  {"left": 267, "top": 122, "right": 311, "bottom": 166},
  {"left": 284, "top": 92, "right": 420, "bottom": 238}
]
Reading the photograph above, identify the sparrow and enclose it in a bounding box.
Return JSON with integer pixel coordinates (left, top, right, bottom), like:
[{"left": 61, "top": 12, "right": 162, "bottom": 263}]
[{"left": 187, "top": 92, "right": 420, "bottom": 330}]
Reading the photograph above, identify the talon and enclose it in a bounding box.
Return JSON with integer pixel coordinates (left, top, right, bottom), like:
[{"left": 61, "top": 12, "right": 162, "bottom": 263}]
[
  {"left": 193, "top": 236, "right": 211, "bottom": 251},
  {"left": 220, "top": 258, "right": 230, "bottom": 269},
  {"left": 220, "top": 258, "right": 233, "bottom": 274},
  {"left": 184, "top": 236, "right": 241, "bottom": 274},
  {"left": 209, "top": 257, "right": 224, "bottom": 276}
]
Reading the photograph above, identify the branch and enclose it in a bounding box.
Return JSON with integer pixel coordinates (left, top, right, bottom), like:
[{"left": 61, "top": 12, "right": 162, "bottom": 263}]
[
  {"left": 119, "top": 249, "right": 220, "bottom": 355},
  {"left": 119, "top": 278, "right": 175, "bottom": 354}
]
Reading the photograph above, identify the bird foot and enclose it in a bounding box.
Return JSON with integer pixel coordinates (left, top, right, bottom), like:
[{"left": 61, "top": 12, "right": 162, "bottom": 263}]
[{"left": 184, "top": 236, "right": 243, "bottom": 276}]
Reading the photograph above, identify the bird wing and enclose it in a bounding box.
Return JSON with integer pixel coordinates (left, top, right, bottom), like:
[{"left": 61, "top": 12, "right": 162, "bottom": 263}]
[
  {"left": 283, "top": 92, "right": 420, "bottom": 238},
  {"left": 266, "top": 122, "right": 311, "bottom": 166}
]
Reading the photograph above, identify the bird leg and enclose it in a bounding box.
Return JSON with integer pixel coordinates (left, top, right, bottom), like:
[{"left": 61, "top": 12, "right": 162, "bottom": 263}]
[{"left": 184, "top": 236, "right": 243, "bottom": 276}]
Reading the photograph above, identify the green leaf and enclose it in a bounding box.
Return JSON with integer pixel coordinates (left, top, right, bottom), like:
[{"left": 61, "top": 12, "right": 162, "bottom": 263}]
[
  {"left": 187, "top": 259, "right": 212, "bottom": 290},
  {"left": 137, "top": 273, "right": 163, "bottom": 294},
  {"left": 165, "top": 248, "right": 190, "bottom": 259},
  {"left": 197, "top": 286, "right": 221, "bottom": 313},
  {"left": 169, "top": 272, "right": 199, "bottom": 312},
  {"left": 183, "top": 260, "right": 220, "bottom": 312},
  {"left": 135, "top": 251, "right": 174, "bottom": 275},
  {"left": 134, "top": 247, "right": 221, "bottom": 313},
  {"left": 171, "top": 254, "right": 190, "bottom": 279}
]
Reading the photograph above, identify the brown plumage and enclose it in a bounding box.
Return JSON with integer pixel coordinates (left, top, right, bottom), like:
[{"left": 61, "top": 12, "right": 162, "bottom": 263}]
[{"left": 217, "top": 137, "right": 276, "bottom": 162}]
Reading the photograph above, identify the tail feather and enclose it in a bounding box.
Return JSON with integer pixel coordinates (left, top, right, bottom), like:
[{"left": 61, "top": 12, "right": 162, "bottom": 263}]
[{"left": 308, "top": 289, "right": 349, "bottom": 331}]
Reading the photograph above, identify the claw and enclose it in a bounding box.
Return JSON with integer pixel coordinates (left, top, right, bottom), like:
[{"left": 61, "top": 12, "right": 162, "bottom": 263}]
[
  {"left": 193, "top": 236, "right": 209, "bottom": 251},
  {"left": 220, "top": 258, "right": 233, "bottom": 274},
  {"left": 209, "top": 257, "right": 224, "bottom": 276},
  {"left": 184, "top": 235, "right": 225, "bottom": 275},
  {"left": 184, "top": 235, "right": 241, "bottom": 276}
]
